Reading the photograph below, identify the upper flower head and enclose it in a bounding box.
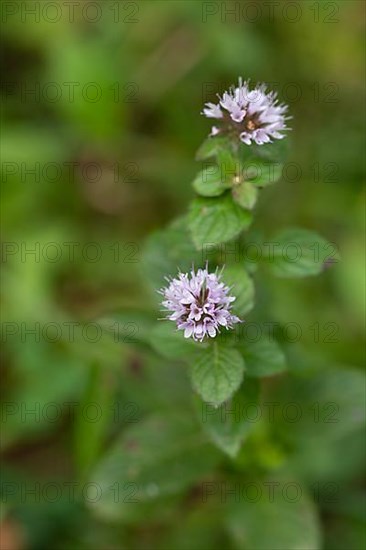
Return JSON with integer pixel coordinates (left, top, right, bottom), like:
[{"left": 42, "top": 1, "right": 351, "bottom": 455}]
[
  {"left": 202, "top": 78, "right": 290, "bottom": 146},
  {"left": 160, "top": 267, "right": 241, "bottom": 342}
]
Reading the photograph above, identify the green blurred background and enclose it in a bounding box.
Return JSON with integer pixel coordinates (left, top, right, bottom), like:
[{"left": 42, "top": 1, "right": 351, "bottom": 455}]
[{"left": 1, "top": 1, "right": 365, "bottom": 549}]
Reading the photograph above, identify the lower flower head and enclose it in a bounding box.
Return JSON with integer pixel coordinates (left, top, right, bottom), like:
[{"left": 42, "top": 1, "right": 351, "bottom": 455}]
[
  {"left": 160, "top": 267, "right": 241, "bottom": 342},
  {"left": 202, "top": 78, "right": 290, "bottom": 145}
]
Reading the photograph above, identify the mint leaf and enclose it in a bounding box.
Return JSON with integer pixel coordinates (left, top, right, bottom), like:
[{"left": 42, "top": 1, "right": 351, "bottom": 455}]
[
  {"left": 192, "top": 167, "right": 230, "bottom": 197},
  {"left": 197, "top": 378, "right": 259, "bottom": 457},
  {"left": 232, "top": 180, "right": 258, "bottom": 209},
  {"left": 149, "top": 322, "right": 205, "bottom": 360},
  {"left": 196, "top": 136, "right": 231, "bottom": 161},
  {"left": 243, "top": 159, "right": 283, "bottom": 187},
  {"left": 89, "top": 414, "right": 221, "bottom": 520},
  {"left": 190, "top": 342, "right": 245, "bottom": 405},
  {"left": 238, "top": 337, "right": 287, "bottom": 377},
  {"left": 188, "top": 196, "right": 253, "bottom": 249},
  {"left": 250, "top": 137, "right": 290, "bottom": 163},
  {"left": 267, "top": 228, "right": 340, "bottom": 277}
]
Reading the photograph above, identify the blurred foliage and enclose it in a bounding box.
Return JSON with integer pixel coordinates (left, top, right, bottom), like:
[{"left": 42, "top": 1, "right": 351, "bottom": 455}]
[{"left": 1, "top": 1, "right": 365, "bottom": 549}]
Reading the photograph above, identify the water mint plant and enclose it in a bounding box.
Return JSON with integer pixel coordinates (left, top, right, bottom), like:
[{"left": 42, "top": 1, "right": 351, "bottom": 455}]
[
  {"left": 137, "top": 78, "right": 339, "bottom": 409},
  {"left": 99, "top": 77, "right": 340, "bottom": 464}
]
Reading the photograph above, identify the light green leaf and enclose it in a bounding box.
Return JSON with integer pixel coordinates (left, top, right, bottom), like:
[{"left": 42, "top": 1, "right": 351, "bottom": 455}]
[
  {"left": 190, "top": 342, "right": 245, "bottom": 405},
  {"left": 238, "top": 337, "right": 287, "bottom": 377},
  {"left": 196, "top": 136, "right": 231, "bottom": 160},
  {"left": 222, "top": 265, "right": 255, "bottom": 316},
  {"left": 148, "top": 322, "right": 205, "bottom": 360},
  {"left": 216, "top": 149, "right": 238, "bottom": 175},
  {"left": 196, "top": 379, "right": 259, "bottom": 457},
  {"left": 250, "top": 138, "right": 290, "bottom": 163},
  {"left": 194, "top": 151, "right": 241, "bottom": 197},
  {"left": 232, "top": 180, "right": 258, "bottom": 209},
  {"left": 267, "top": 228, "right": 340, "bottom": 277},
  {"left": 188, "top": 196, "right": 253, "bottom": 249},
  {"left": 243, "top": 159, "right": 283, "bottom": 187},
  {"left": 192, "top": 167, "right": 229, "bottom": 197},
  {"left": 89, "top": 414, "right": 221, "bottom": 520},
  {"left": 226, "top": 477, "right": 321, "bottom": 550}
]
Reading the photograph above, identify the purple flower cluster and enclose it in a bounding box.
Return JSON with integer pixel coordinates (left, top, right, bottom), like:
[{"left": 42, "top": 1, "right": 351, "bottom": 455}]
[
  {"left": 202, "top": 78, "right": 290, "bottom": 145},
  {"left": 161, "top": 267, "right": 241, "bottom": 342}
]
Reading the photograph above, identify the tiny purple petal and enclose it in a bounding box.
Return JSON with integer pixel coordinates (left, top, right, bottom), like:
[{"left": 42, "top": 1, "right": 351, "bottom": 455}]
[{"left": 202, "top": 102, "right": 223, "bottom": 119}]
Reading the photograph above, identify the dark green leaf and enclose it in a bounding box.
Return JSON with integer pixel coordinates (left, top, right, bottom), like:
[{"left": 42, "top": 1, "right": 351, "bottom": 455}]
[
  {"left": 148, "top": 322, "right": 205, "bottom": 360},
  {"left": 196, "top": 378, "right": 259, "bottom": 457},
  {"left": 238, "top": 337, "right": 287, "bottom": 377},
  {"left": 189, "top": 342, "right": 245, "bottom": 405},
  {"left": 266, "top": 228, "right": 340, "bottom": 278},
  {"left": 188, "top": 196, "right": 253, "bottom": 249},
  {"left": 89, "top": 413, "right": 221, "bottom": 520}
]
